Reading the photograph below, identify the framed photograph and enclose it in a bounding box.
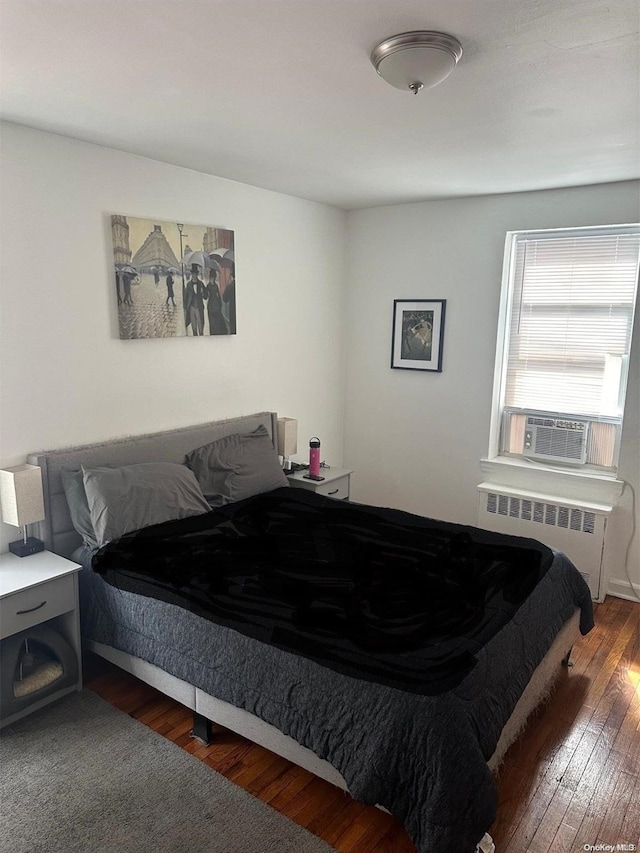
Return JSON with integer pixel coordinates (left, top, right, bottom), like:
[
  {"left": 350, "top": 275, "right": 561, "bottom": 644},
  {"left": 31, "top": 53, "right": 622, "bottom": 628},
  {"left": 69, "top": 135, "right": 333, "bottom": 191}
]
[
  {"left": 391, "top": 299, "right": 446, "bottom": 372},
  {"left": 110, "top": 214, "right": 236, "bottom": 339}
]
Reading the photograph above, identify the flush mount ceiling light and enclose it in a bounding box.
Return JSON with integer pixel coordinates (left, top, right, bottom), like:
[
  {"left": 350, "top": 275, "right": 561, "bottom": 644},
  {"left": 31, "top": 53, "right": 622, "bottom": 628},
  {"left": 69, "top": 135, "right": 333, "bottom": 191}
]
[{"left": 371, "top": 31, "right": 463, "bottom": 94}]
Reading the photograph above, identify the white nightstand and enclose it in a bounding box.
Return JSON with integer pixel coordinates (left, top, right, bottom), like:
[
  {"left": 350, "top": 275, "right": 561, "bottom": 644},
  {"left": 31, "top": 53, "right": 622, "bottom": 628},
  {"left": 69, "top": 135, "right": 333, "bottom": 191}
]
[
  {"left": 287, "top": 467, "right": 353, "bottom": 500},
  {"left": 0, "top": 550, "right": 82, "bottom": 727}
]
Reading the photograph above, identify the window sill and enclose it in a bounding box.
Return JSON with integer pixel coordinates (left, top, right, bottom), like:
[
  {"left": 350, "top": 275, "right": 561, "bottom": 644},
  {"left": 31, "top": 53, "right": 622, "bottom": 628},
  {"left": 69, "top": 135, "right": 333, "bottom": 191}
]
[{"left": 479, "top": 456, "right": 624, "bottom": 507}]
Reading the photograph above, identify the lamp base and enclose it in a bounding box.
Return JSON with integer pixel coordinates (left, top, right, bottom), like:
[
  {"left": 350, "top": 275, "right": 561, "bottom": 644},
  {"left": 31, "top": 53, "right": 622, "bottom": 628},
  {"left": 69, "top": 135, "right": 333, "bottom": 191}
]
[
  {"left": 284, "top": 462, "right": 307, "bottom": 475},
  {"left": 9, "top": 537, "right": 45, "bottom": 557}
]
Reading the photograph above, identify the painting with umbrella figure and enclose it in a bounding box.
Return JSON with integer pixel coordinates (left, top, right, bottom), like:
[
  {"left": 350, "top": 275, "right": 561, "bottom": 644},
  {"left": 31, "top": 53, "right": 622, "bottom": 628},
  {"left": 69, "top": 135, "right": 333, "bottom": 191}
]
[{"left": 110, "top": 214, "right": 236, "bottom": 339}]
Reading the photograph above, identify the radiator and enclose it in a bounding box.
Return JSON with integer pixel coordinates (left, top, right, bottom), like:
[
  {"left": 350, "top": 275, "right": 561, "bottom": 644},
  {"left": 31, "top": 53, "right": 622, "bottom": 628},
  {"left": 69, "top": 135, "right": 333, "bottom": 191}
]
[{"left": 477, "top": 483, "right": 614, "bottom": 601}]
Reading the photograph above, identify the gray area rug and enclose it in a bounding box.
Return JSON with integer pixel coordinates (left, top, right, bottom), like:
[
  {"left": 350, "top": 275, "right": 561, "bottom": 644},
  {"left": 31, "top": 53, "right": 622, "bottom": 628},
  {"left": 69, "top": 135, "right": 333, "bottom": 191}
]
[{"left": 0, "top": 690, "right": 336, "bottom": 853}]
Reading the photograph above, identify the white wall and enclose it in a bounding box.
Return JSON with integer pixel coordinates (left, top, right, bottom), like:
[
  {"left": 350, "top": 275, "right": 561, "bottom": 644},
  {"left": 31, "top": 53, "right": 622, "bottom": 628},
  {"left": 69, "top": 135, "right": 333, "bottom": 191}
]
[
  {"left": 0, "top": 123, "right": 347, "bottom": 549},
  {"left": 2, "top": 125, "right": 637, "bottom": 595},
  {"left": 343, "top": 181, "right": 640, "bottom": 595}
]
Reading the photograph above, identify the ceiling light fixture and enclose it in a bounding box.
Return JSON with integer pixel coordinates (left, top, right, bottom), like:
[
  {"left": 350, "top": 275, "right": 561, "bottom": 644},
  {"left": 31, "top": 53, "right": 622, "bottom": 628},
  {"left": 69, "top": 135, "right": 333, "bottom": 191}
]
[{"left": 371, "top": 31, "right": 463, "bottom": 95}]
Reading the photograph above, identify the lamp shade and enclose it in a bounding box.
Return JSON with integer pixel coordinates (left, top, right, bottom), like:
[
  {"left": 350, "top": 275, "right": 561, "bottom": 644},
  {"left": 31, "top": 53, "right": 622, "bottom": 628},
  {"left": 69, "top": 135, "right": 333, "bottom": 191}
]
[
  {"left": 0, "top": 464, "right": 45, "bottom": 528},
  {"left": 277, "top": 418, "right": 298, "bottom": 458},
  {"left": 371, "top": 31, "right": 463, "bottom": 93}
]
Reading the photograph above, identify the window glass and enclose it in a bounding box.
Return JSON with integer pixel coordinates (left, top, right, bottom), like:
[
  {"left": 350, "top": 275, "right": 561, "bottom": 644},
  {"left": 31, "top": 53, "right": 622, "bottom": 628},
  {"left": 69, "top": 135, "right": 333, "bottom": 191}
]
[{"left": 496, "top": 225, "right": 639, "bottom": 470}]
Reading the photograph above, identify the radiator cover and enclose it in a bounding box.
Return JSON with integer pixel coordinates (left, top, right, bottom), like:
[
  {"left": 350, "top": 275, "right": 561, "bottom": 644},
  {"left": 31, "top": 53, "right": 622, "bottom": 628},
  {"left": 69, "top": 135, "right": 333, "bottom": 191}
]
[{"left": 477, "top": 483, "right": 613, "bottom": 602}]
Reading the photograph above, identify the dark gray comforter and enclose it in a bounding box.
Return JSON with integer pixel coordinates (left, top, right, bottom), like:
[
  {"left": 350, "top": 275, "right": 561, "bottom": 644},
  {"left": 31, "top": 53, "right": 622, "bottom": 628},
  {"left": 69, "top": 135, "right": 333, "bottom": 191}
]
[{"left": 77, "top": 540, "right": 593, "bottom": 852}]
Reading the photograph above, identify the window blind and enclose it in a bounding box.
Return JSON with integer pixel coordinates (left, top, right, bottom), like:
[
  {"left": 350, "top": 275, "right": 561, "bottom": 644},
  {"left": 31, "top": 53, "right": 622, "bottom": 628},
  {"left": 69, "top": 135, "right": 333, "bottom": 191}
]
[{"left": 504, "top": 228, "right": 640, "bottom": 419}]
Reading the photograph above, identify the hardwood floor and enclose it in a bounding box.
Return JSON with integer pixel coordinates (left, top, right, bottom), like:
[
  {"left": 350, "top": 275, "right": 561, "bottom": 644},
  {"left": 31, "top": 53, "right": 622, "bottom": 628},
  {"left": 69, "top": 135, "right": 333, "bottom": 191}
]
[{"left": 87, "top": 596, "right": 640, "bottom": 852}]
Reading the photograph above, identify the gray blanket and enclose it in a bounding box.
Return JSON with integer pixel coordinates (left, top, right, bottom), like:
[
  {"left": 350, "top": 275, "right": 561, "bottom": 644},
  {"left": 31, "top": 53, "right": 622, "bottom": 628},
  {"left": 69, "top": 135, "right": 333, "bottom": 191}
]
[{"left": 78, "top": 546, "right": 593, "bottom": 852}]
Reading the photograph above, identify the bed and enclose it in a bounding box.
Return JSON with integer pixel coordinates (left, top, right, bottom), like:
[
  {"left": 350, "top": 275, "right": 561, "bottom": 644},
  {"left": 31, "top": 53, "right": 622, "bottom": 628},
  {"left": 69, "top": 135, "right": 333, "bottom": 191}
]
[{"left": 28, "top": 411, "right": 593, "bottom": 853}]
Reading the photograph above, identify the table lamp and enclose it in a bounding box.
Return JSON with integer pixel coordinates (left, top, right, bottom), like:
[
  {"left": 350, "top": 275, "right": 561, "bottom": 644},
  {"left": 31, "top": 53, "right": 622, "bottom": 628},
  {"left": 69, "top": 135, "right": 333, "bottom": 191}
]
[
  {"left": 277, "top": 418, "right": 298, "bottom": 471},
  {"left": 0, "top": 464, "right": 45, "bottom": 556}
]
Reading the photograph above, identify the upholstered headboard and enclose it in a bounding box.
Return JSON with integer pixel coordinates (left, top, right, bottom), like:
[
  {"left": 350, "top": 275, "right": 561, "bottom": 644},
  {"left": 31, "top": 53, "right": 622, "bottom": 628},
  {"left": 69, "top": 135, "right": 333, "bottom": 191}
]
[{"left": 28, "top": 412, "right": 278, "bottom": 558}]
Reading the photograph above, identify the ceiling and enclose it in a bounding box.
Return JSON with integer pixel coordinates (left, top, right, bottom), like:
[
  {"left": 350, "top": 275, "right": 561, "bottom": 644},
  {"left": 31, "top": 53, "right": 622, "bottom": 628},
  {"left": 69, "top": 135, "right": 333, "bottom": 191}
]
[{"left": 1, "top": 0, "right": 638, "bottom": 210}]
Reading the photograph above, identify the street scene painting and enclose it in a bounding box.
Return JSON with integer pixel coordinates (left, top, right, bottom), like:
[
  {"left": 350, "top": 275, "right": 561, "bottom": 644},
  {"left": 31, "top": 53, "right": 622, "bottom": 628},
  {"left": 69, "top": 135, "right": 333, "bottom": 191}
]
[
  {"left": 391, "top": 299, "right": 446, "bottom": 372},
  {"left": 111, "top": 215, "right": 236, "bottom": 339}
]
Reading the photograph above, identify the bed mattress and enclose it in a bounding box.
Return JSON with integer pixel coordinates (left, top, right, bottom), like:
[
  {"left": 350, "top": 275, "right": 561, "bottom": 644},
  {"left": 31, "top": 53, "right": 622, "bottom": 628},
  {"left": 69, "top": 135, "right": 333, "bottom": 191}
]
[
  {"left": 92, "top": 488, "right": 557, "bottom": 695},
  {"left": 77, "top": 495, "right": 593, "bottom": 853}
]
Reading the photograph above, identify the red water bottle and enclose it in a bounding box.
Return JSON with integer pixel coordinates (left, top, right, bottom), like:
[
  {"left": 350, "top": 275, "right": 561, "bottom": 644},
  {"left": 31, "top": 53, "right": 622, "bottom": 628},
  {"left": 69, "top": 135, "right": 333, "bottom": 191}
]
[{"left": 309, "top": 437, "right": 321, "bottom": 478}]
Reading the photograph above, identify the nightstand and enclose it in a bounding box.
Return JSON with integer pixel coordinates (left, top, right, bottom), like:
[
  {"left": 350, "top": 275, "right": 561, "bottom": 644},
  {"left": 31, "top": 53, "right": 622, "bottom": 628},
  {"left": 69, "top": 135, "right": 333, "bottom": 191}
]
[
  {"left": 0, "top": 550, "right": 82, "bottom": 727},
  {"left": 287, "top": 467, "right": 353, "bottom": 500}
]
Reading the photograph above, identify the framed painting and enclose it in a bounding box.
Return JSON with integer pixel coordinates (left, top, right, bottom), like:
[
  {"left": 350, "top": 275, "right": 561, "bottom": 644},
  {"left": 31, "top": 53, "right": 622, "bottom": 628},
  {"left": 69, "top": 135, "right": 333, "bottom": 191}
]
[
  {"left": 110, "top": 214, "right": 236, "bottom": 339},
  {"left": 391, "top": 299, "right": 446, "bottom": 372}
]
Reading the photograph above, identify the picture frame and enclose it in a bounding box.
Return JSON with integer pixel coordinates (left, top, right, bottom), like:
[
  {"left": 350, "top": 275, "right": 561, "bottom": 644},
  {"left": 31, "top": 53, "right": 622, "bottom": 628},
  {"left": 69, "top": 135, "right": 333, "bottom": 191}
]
[
  {"left": 110, "top": 214, "right": 236, "bottom": 340},
  {"left": 391, "top": 299, "right": 446, "bottom": 372}
]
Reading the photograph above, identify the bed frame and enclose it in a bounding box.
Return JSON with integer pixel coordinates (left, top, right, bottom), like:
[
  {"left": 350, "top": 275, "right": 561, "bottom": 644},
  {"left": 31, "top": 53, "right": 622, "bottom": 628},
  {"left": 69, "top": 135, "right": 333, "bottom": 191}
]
[{"left": 28, "top": 412, "right": 581, "bottom": 853}]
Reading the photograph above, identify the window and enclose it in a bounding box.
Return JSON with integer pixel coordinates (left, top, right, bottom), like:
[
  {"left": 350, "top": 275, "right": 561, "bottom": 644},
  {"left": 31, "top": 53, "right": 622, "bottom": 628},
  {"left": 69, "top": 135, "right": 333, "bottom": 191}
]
[{"left": 492, "top": 224, "right": 640, "bottom": 471}]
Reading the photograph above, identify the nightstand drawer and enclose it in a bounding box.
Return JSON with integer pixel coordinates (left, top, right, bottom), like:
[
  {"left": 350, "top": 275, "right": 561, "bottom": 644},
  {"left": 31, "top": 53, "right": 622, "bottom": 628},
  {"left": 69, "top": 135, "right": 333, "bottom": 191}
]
[
  {"left": 315, "top": 475, "right": 350, "bottom": 500},
  {"left": 0, "top": 575, "right": 75, "bottom": 639}
]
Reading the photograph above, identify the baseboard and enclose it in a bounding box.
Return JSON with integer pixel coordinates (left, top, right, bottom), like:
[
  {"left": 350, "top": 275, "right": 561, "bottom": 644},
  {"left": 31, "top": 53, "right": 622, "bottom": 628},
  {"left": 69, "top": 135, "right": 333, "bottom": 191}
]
[{"left": 606, "top": 576, "right": 640, "bottom": 602}]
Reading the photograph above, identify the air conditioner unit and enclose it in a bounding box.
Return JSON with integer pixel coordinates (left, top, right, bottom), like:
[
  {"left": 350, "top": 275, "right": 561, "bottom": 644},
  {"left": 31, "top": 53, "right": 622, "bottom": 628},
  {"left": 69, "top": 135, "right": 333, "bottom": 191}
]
[{"left": 523, "top": 415, "right": 589, "bottom": 465}]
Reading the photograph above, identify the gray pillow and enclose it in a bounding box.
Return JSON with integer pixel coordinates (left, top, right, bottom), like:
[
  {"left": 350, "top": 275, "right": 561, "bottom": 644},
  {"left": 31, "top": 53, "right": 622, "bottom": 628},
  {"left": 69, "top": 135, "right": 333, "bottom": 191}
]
[
  {"left": 185, "top": 424, "right": 289, "bottom": 507},
  {"left": 61, "top": 469, "right": 100, "bottom": 549},
  {"left": 82, "top": 462, "right": 210, "bottom": 547}
]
